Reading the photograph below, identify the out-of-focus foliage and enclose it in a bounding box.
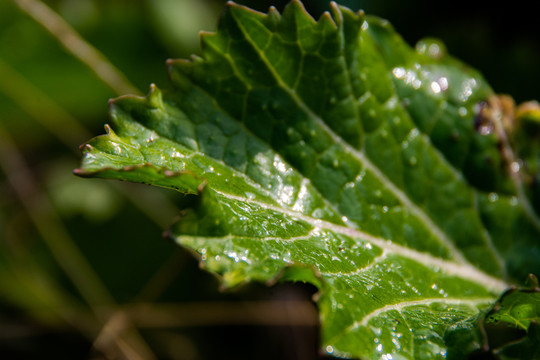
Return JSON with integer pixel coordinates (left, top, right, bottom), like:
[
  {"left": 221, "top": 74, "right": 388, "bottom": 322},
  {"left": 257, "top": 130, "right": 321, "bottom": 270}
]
[{"left": 0, "top": 0, "right": 538, "bottom": 359}]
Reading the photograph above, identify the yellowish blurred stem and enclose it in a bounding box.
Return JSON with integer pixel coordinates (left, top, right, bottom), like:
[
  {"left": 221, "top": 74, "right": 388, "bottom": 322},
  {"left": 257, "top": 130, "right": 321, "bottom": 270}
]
[
  {"left": 0, "top": 58, "right": 91, "bottom": 148},
  {"left": 0, "top": 58, "right": 178, "bottom": 228},
  {"left": 11, "top": 0, "right": 141, "bottom": 96},
  {"left": 0, "top": 125, "right": 156, "bottom": 360},
  {"left": 134, "top": 249, "right": 188, "bottom": 303},
  {"left": 126, "top": 301, "right": 319, "bottom": 327},
  {"left": 0, "top": 126, "right": 111, "bottom": 308},
  {"left": 489, "top": 95, "right": 540, "bottom": 231}
]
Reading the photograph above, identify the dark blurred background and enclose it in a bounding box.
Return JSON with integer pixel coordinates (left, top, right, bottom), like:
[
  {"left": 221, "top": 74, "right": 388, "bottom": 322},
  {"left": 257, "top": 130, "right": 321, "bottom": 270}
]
[{"left": 0, "top": 0, "right": 538, "bottom": 359}]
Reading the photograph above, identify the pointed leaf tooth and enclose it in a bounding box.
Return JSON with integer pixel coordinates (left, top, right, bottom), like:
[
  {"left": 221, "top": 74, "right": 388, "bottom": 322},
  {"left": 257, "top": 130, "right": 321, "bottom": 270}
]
[{"left": 76, "top": 2, "right": 540, "bottom": 359}]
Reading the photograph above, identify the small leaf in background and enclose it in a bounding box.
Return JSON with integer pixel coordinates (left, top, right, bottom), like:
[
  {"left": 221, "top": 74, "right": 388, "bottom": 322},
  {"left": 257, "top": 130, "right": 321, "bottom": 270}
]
[
  {"left": 77, "top": 1, "right": 540, "bottom": 359},
  {"left": 480, "top": 274, "right": 540, "bottom": 359}
]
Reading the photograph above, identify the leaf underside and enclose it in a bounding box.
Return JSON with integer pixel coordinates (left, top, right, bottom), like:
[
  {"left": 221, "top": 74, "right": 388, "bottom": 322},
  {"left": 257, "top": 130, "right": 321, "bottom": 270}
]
[{"left": 76, "top": 1, "right": 540, "bottom": 359}]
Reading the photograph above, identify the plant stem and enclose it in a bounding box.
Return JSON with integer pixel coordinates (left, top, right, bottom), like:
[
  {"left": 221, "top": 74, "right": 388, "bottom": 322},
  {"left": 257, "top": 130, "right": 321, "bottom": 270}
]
[
  {"left": 11, "top": 0, "right": 141, "bottom": 96},
  {"left": 0, "top": 58, "right": 178, "bottom": 228},
  {"left": 0, "top": 124, "right": 156, "bottom": 360}
]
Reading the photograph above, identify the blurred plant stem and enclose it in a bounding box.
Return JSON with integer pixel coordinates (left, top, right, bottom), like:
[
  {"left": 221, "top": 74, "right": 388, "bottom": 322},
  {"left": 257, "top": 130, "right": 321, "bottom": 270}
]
[
  {"left": 0, "top": 57, "right": 179, "bottom": 228},
  {"left": 126, "top": 300, "right": 319, "bottom": 328},
  {"left": 11, "top": 0, "right": 141, "bottom": 96},
  {"left": 0, "top": 124, "right": 159, "bottom": 359},
  {"left": 0, "top": 57, "right": 90, "bottom": 149}
]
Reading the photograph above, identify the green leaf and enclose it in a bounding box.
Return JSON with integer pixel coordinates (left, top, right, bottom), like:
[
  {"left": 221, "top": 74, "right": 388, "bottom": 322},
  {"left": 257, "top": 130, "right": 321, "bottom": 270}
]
[
  {"left": 486, "top": 279, "right": 540, "bottom": 331},
  {"left": 482, "top": 275, "right": 540, "bottom": 360},
  {"left": 76, "top": 1, "right": 540, "bottom": 359}
]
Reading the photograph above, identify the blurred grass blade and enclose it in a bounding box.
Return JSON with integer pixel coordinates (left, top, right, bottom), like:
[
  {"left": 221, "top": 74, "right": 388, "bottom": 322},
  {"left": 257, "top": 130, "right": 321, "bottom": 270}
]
[
  {"left": 0, "top": 124, "right": 157, "bottom": 360},
  {"left": 12, "top": 0, "right": 140, "bottom": 96}
]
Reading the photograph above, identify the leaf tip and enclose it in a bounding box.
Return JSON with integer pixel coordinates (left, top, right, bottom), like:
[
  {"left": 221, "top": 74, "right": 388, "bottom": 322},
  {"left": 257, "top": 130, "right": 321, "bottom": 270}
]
[
  {"left": 72, "top": 167, "right": 84, "bottom": 177},
  {"left": 167, "top": 58, "right": 196, "bottom": 90},
  {"left": 148, "top": 83, "right": 164, "bottom": 110},
  {"left": 78, "top": 142, "right": 93, "bottom": 152},
  {"left": 266, "top": 5, "right": 281, "bottom": 26}
]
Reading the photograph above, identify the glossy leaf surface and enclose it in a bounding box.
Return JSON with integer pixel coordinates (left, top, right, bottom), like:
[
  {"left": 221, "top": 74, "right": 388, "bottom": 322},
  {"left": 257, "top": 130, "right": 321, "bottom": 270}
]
[
  {"left": 479, "top": 276, "right": 540, "bottom": 359},
  {"left": 76, "top": 1, "right": 540, "bottom": 358}
]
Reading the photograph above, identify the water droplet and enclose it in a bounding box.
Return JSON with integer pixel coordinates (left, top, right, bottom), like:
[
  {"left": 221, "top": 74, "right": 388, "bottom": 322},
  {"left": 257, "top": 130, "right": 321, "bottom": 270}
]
[
  {"left": 344, "top": 182, "right": 355, "bottom": 190},
  {"left": 113, "top": 144, "right": 122, "bottom": 155},
  {"left": 382, "top": 206, "right": 389, "bottom": 213},
  {"left": 430, "top": 81, "right": 441, "bottom": 94},
  {"left": 392, "top": 67, "right": 406, "bottom": 79},
  {"left": 376, "top": 344, "right": 383, "bottom": 352},
  {"left": 458, "top": 107, "right": 468, "bottom": 117},
  {"left": 361, "top": 20, "right": 369, "bottom": 31},
  {"left": 273, "top": 157, "right": 287, "bottom": 173},
  {"left": 488, "top": 192, "right": 498, "bottom": 202},
  {"left": 459, "top": 78, "right": 477, "bottom": 102},
  {"left": 325, "top": 346, "right": 334, "bottom": 354},
  {"left": 333, "top": 159, "right": 340, "bottom": 168},
  {"left": 510, "top": 161, "right": 520, "bottom": 173},
  {"left": 438, "top": 77, "right": 449, "bottom": 91},
  {"left": 341, "top": 215, "right": 348, "bottom": 223},
  {"left": 479, "top": 123, "right": 493, "bottom": 136},
  {"left": 416, "top": 39, "right": 446, "bottom": 60}
]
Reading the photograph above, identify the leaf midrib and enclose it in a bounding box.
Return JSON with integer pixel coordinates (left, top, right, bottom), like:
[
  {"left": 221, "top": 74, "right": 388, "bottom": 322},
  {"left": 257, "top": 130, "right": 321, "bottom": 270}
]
[{"left": 211, "top": 189, "right": 508, "bottom": 293}]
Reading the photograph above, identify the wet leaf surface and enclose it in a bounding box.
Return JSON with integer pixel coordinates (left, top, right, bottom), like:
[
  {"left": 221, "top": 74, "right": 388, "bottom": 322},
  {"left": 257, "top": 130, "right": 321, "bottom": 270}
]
[{"left": 77, "top": 1, "right": 540, "bottom": 358}]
